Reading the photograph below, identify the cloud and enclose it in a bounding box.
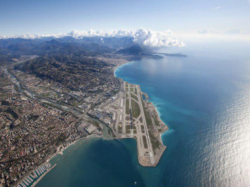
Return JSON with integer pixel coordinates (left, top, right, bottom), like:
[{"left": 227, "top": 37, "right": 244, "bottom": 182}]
[
  {"left": 132, "top": 29, "right": 185, "bottom": 47},
  {"left": 0, "top": 29, "right": 185, "bottom": 48},
  {"left": 212, "top": 6, "right": 221, "bottom": 10}
]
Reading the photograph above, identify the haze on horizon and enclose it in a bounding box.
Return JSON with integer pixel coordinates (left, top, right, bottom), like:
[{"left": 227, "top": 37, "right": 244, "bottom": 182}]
[
  {"left": 1, "top": 0, "right": 250, "bottom": 42},
  {"left": 1, "top": 1, "right": 250, "bottom": 187}
]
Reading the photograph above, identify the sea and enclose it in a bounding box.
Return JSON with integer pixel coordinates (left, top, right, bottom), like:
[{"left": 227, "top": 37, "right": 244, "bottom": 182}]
[{"left": 36, "top": 39, "right": 250, "bottom": 187}]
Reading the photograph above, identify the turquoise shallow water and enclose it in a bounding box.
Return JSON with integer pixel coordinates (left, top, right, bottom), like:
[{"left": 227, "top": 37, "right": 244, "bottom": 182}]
[
  {"left": 38, "top": 41, "right": 250, "bottom": 187},
  {"left": 115, "top": 51, "right": 250, "bottom": 187}
]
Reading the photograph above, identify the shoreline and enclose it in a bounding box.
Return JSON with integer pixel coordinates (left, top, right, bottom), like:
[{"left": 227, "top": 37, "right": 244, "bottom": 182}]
[
  {"left": 153, "top": 104, "right": 169, "bottom": 145},
  {"left": 22, "top": 134, "right": 102, "bottom": 187},
  {"left": 113, "top": 59, "right": 169, "bottom": 144},
  {"left": 113, "top": 58, "right": 169, "bottom": 167},
  {"left": 30, "top": 164, "right": 57, "bottom": 187},
  {"left": 113, "top": 60, "right": 135, "bottom": 78},
  {"left": 50, "top": 134, "right": 102, "bottom": 162},
  {"left": 142, "top": 90, "right": 169, "bottom": 139},
  {"left": 21, "top": 57, "right": 168, "bottom": 186}
]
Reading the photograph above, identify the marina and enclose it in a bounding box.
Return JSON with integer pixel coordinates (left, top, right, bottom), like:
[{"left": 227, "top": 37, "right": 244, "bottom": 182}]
[{"left": 16, "top": 163, "right": 51, "bottom": 187}]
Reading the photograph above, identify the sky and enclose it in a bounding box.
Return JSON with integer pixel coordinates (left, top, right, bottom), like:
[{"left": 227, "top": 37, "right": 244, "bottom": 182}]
[{"left": 0, "top": 0, "right": 250, "bottom": 39}]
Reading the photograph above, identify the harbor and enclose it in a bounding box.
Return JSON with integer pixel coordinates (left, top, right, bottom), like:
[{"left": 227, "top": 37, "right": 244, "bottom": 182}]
[{"left": 16, "top": 163, "right": 52, "bottom": 187}]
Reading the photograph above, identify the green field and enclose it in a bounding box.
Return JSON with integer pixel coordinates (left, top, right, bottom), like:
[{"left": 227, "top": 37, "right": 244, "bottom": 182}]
[
  {"left": 126, "top": 99, "right": 129, "bottom": 114},
  {"left": 141, "top": 125, "right": 145, "bottom": 133},
  {"left": 149, "top": 131, "right": 160, "bottom": 152},
  {"left": 131, "top": 100, "right": 140, "bottom": 118},
  {"left": 131, "top": 93, "right": 138, "bottom": 101},
  {"left": 141, "top": 98, "right": 152, "bottom": 127},
  {"left": 134, "top": 88, "right": 138, "bottom": 95}
]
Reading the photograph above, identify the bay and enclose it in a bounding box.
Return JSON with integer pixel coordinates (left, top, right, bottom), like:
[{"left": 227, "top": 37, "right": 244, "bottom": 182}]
[{"left": 38, "top": 41, "right": 250, "bottom": 187}]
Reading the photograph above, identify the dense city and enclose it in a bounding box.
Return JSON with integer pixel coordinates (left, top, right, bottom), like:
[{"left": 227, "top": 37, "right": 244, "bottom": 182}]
[{"left": 0, "top": 36, "right": 167, "bottom": 187}]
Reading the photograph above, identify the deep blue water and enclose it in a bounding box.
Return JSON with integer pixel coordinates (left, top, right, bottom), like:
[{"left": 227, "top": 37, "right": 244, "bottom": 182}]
[{"left": 37, "top": 41, "right": 250, "bottom": 187}]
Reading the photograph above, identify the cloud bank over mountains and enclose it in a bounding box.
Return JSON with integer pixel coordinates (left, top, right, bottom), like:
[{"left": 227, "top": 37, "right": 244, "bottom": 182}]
[{"left": 0, "top": 29, "right": 185, "bottom": 48}]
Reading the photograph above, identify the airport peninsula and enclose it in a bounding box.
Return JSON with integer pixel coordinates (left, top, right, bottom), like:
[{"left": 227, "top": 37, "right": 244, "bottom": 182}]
[
  {"left": 96, "top": 79, "right": 168, "bottom": 166},
  {"left": 0, "top": 37, "right": 168, "bottom": 186},
  {"left": 89, "top": 60, "right": 169, "bottom": 166}
]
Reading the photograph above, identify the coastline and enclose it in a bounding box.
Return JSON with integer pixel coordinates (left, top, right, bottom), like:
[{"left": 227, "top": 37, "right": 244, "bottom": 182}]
[
  {"left": 113, "top": 59, "right": 169, "bottom": 167},
  {"left": 142, "top": 91, "right": 169, "bottom": 140},
  {"left": 30, "top": 164, "right": 57, "bottom": 187},
  {"left": 113, "top": 60, "right": 135, "bottom": 78},
  {"left": 114, "top": 59, "right": 169, "bottom": 134},
  {"left": 55, "top": 134, "right": 102, "bottom": 156},
  {"left": 20, "top": 134, "right": 102, "bottom": 187},
  {"left": 23, "top": 57, "right": 168, "bottom": 187},
  {"left": 153, "top": 104, "right": 169, "bottom": 144}
]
